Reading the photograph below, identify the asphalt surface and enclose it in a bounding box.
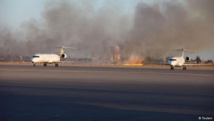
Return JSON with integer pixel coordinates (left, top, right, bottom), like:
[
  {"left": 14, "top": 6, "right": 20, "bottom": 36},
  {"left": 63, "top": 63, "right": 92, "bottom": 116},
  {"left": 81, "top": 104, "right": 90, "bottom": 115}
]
[{"left": 0, "top": 64, "right": 214, "bottom": 121}]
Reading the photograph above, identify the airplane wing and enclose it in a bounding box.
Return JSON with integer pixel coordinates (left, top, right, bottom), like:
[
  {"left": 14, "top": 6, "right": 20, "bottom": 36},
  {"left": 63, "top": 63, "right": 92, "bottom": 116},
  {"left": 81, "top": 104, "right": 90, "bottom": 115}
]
[
  {"left": 144, "top": 62, "right": 169, "bottom": 65},
  {"left": 183, "top": 63, "right": 214, "bottom": 66},
  {"left": 52, "top": 60, "right": 74, "bottom": 63}
]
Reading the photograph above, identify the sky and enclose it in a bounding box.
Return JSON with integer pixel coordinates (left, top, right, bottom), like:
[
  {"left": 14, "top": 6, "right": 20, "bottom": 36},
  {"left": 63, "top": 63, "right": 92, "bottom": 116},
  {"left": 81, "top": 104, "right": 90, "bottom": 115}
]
[
  {"left": 0, "top": 0, "right": 146, "bottom": 29},
  {"left": 0, "top": 0, "right": 44, "bottom": 29},
  {"left": 0, "top": 0, "right": 213, "bottom": 60}
]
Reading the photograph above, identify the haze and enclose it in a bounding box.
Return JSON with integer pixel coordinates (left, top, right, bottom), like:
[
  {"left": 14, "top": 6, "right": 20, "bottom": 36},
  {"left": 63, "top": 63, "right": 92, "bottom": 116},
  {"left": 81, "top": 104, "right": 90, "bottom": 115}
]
[{"left": 0, "top": 0, "right": 214, "bottom": 60}]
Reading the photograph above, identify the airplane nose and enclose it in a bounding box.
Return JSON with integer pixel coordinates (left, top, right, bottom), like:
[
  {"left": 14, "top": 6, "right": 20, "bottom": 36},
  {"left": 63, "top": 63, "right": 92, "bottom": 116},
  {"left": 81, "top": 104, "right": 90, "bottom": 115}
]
[
  {"left": 31, "top": 58, "right": 35, "bottom": 63},
  {"left": 168, "top": 61, "right": 172, "bottom": 65},
  {"left": 168, "top": 61, "right": 174, "bottom": 66}
]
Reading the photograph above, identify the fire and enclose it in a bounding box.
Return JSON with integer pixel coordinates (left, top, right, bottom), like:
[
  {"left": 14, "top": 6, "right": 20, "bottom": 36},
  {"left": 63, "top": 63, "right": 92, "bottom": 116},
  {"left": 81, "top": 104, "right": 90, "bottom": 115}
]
[
  {"left": 123, "top": 61, "right": 144, "bottom": 66},
  {"left": 123, "top": 54, "right": 144, "bottom": 66}
]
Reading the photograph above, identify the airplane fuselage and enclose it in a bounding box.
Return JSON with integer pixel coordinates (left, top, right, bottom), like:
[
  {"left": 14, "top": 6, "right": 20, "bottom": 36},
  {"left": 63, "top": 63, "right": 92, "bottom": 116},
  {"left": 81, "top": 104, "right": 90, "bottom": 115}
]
[{"left": 31, "top": 54, "right": 60, "bottom": 64}]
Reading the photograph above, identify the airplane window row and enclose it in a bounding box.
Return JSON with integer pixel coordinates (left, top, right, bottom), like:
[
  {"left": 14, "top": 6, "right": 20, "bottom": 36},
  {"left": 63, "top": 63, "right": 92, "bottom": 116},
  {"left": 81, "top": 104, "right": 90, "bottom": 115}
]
[
  {"left": 32, "top": 56, "right": 40, "bottom": 58},
  {"left": 169, "top": 59, "right": 176, "bottom": 61}
]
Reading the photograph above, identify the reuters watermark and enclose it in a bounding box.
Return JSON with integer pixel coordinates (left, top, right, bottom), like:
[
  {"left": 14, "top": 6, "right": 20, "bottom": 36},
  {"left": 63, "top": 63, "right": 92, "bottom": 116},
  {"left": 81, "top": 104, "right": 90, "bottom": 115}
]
[{"left": 199, "top": 116, "right": 213, "bottom": 120}]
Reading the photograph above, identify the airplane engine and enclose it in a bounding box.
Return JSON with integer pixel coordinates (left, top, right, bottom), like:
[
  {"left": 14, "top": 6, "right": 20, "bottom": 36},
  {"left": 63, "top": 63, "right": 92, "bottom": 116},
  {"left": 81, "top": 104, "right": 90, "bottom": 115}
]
[
  {"left": 61, "top": 54, "right": 67, "bottom": 58},
  {"left": 185, "top": 56, "right": 191, "bottom": 61}
]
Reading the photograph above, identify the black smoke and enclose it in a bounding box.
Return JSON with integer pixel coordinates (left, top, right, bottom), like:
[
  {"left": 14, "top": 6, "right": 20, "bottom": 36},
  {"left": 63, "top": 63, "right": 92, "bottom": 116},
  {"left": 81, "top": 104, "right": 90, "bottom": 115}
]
[
  {"left": 123, "top": 0, "right": 214, "bottom": 60},
  {"left": 0, "top": 0, "right": 213, "bottom": 60}
]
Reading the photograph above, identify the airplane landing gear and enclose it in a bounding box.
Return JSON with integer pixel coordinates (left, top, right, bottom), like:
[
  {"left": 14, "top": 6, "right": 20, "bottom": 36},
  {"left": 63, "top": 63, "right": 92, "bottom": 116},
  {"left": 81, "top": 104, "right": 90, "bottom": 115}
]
[
  {"left": 44, "top": 63, "right": 47, "bottom": 67},
  {"left": 170, "top": 66, "right": 174, "bottom": 70},
  {"left": 183, "top": 66, "right": 187, "bottom": 70},
  {"left": 55, "top": 63, "right": 58, "bottom": 67}
]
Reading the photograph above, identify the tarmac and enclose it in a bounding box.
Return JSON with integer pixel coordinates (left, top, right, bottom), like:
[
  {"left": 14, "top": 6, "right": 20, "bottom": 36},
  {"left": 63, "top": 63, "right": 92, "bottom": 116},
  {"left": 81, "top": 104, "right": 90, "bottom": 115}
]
[{"left": 0, "top": 63, "right": 214, "bottom": 121}]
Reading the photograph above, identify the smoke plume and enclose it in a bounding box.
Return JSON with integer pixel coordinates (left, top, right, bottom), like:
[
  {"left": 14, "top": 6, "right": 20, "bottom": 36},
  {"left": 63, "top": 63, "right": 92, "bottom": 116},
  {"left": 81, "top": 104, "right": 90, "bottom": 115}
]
[
  {"left": 123, "top": 0, "right": 214, "bottom": 60},
  {"left": 0, "top": 0, "right": 213, "bottom": 60}
]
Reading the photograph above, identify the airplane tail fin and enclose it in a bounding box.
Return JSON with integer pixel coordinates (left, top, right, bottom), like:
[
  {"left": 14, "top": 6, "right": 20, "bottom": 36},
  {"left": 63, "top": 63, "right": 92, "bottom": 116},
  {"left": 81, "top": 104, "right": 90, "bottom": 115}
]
[
  {"left": 55, "top": 46, "right": 77, "bottom": 55},
  {"left": 173, "top": 48, "right": 196, "bottom": 57}
]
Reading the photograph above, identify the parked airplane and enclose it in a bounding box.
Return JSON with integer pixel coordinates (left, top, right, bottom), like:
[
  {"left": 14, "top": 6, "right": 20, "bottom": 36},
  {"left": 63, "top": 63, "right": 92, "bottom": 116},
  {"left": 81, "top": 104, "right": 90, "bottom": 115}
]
[
  {"left": 31, "top": 46, "right": 75, "bottom": 67},
  {"left": 167, "top": 48, "right": 209, "bottom": 70}
]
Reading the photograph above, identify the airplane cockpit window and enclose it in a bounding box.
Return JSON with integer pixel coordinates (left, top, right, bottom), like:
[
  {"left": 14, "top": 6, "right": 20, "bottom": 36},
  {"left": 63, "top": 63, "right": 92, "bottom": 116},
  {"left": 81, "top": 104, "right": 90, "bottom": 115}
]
[
  {"left": 169, "top": 59, "right": 176, "bottom": 61},
  {"left": 32, "top": 56, "right": 40, "bottom": 58}
]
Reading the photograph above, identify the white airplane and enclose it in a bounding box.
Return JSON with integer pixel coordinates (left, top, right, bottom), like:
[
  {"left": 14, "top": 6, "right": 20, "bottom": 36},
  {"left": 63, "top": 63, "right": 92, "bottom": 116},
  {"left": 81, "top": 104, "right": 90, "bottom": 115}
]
[
  {"left": 167, "top": 48, "right": 210, "bottom": 70},
  {"left": 31, "top": 46, "right": 75, "bottom": 67}
]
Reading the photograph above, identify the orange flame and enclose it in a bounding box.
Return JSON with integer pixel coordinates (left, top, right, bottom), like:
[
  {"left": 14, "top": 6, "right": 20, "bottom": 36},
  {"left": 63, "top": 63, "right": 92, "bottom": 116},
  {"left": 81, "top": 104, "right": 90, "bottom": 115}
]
[{"left": 123, "top": 61, "right": 144, "bottom": 66}]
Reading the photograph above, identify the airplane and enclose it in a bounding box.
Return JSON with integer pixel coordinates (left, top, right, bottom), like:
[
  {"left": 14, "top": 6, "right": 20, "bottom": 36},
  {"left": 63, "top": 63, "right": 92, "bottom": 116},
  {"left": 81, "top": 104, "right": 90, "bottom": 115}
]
[
  {"left": 31, "top": 46, "right": 75, "bottom": 67},
  {"left": 167, "top": 48, "right": 211, "bottom": 70}
]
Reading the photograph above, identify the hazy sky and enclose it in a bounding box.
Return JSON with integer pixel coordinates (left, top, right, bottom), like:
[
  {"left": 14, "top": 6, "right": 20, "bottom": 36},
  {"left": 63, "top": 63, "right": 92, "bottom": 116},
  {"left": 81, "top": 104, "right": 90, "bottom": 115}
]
[
  {"left": 0, "top": 0, "right": 214, "bottom": 59},
  {"left": 0, "top": 0, "right": 150, "bottom": 29},
  {"left": 0, "top": 0, "right": 43, "bottom": 28}
]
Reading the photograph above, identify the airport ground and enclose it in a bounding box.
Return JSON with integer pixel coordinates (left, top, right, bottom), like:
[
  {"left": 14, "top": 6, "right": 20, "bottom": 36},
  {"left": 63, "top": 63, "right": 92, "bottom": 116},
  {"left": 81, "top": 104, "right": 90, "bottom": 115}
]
[{"left": 0, "top": 63, "right": 214, "bottom": 121}]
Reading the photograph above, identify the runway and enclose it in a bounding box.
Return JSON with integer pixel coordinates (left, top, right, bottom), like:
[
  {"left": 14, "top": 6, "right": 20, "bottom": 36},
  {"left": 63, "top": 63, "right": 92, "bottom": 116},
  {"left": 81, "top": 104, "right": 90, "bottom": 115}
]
[{"left": 0, "top": 64, "right": 214, "bottom": 121}]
